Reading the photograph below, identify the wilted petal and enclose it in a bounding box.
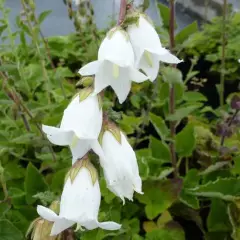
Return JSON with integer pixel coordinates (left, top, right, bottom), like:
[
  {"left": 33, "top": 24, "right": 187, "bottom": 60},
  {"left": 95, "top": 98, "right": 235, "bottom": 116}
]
[{"left": 79, "top": 60, "right": 102, "bottom": 76}]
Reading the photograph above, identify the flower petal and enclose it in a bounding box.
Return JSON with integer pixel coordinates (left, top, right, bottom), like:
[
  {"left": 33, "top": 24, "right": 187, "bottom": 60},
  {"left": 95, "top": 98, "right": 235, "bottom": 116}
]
[
  {"left": 82, "top": 219, "right": 121, "bottom": 231},
  {"left": 110, "top": 68, "right": 131, "bottom": 104},
  {"left": 128, "top": 16, "right": 163, "bottom": 60},
  {"left": 50, "top": 218, "right": 75, "bottom": 236},
  {"left": 98, "top": 30, "right": 134, "bottom": 67},
  {"left": 42, "top": 125, "right": 73, "bottom": 146},
  {"left": 129, "top": 67, "right": 148, "bottom": 83},
  {"left": 78, "top": 60, "right": 101, "bottom": 76},
  {"left": 94, "top": 60, "right": 112, "bottom": 94},
  {"left": 37, "top": 205, "right": 59, "bottom": 222},
  {"left": 138, "top": 51, "right": 160, "bottom": 82},
  {"left": 97, "top": 221, "right": 121, "bottom": 230},
  {"left": 61, "top": 95, "right": 102, "bottom": 139},
  {"left": 91, "top": 140, "right": 105, "bottom": 159},
  {"left": 156, "top": 48, "right": 183, "bottom": 64},
  {"left": 70, "top": 139, "right": 92, "bottom": 164}
]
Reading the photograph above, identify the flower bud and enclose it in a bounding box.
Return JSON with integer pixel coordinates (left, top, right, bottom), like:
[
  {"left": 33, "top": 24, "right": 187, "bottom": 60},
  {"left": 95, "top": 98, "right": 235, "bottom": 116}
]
[
  {"left": 215, "top": 123, "right": 233, "bottom": 137},
  {"left": 26, "top": 201, "right": 61, "bottom": 240},
  {"left": 76, "top": 76, "right": 94, "bottom": 87},
  {"left": 230, "top": 95, "right": 240, "bottom": 110}
]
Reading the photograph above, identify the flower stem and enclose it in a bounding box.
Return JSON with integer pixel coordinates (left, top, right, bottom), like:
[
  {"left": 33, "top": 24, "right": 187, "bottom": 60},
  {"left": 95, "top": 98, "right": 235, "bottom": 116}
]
[
  {"left": 220, "top": 0, "right": 228, "bottom": 107},
  {"left": 21, "top": 0, "right": 52, "bottom": 104},
  {"left": 118, "top": 0, "right": 127, "bottom": 25},
  {"left": 220, "top": 109, "right": 239, "bottom": 147},
  {"left": 0, "top": 161, "right": 9, "bottom": 204},
  {"left": 0, "top": 71, "right": 57, "bottom": 162},
  {"left": 169, "top": 0, "right": 178, "bottom": 178}
]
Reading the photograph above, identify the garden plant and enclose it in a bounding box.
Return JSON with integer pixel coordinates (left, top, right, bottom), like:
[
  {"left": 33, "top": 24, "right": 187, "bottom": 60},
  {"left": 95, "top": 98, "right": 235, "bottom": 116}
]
[{"left": 0, "top": 0, "right": 239, "bottom": 239}]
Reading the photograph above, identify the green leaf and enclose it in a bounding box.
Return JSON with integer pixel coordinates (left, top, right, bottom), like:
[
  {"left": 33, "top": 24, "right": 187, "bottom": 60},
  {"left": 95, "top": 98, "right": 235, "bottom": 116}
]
[
  {"left": 232, "top": 156, "right": 240, "bottom": 175},
  {"left": 184, "top": 91, "right": 207, "bottom": 102},
  {"left": 8, "top": 188, "right": 26, "bottom": 207},
  {"left": 175, "top": 21, "right": 198, "bottom": 44},
  {"left": 176, "top": 124, "right": 196, "bottom": 157},
  {"left": 159, "top": 82, "right": 169, "bottom": 103},
  {"left": 0, "top": 203, "right": 11, "bottom": 217},
  {"left": 162, "top": 67, "right": 183, "bottom": 85},
  {"left": 157, "top": 3, "right": 177, "bottom": 29},
  {"left": 228, "top": 203, "right": 240, "bottom": 240},
  {"left": 167, "top": 105, "right": 200, "bottom": 121},
  {"left": 24, "top": 163, "right": 48, "bottom": 204},
  {"left": 0, "top": 219, "right": 23, "bottom": 240},
  {"left": 207, "top": 199, "right": 231, "bottom": 232},
  {"left": 146, "top": 227, "right": 185, "bottom": 240},
  {"left": 149, "top": 136, "right": 171, "bottom": 163},
  {"left": 38, "top": 10, "right": 52, "bottom": 24},
  {"left": 158, "top": 3, "right": 170, "bottom": 28},
  {"left": 136, "top": 179, "right": 183, "bottom": 220},
  {"left": 0, "top": 24, "right": 7, "bottom": 36},
  {"left": 6, "top": 210, "right": 29, "bottom": 235},
  {"left": 187, "top": 178, "right": 240, "bottom": 201},
  {"left": 180, "top": 169, "right": 200, "bottom": 209},
  {"left": 50, "top": 168, "right": 68, "bottom": 192},
  {"left": 199, "top": 161, "right": 230, "bottom": 175},
  {"left": 149, "top": 113, "right": 169, "bottom": 140},
  {"left": 4, "top": 162, "right": 25, "bottom": 180},
  {"left": 174, "top": 83, "right": 184, "bottom": 102}
]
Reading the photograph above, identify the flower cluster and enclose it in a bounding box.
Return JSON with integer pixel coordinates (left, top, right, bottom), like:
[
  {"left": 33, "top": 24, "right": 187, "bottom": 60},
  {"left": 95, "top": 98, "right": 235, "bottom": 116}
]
[{"left": 36, "top": 8, "right": 182, "bottom": 238}]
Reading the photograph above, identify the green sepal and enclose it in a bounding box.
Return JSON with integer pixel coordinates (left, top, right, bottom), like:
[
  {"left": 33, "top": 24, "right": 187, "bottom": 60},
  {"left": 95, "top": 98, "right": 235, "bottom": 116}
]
[
  {"left": 107, "top": 122, "right": 122, "bottom": 144},
  {"left": 78, "top": 87, "right": 94, "bottom": 102},
  {"left": 97, "top": 94, "right": 103, "bottom": 110},
  {"left": 122, "top": 12, "right": 141, "bottom": 28},
  {"left": 49, "top": 200, "right": 60, "bottom": 214},
  {"left": 98, "top": 129, "right": 105, "bottom": 146},
  {"left": 65, "top": 157, "right": 98, "bottom": 185},
  {"left": 76, "top": 76, "right": 94, "bottom": 87},
  {"left": 107, "top": 26, "right": 129, "bottom": 41}
]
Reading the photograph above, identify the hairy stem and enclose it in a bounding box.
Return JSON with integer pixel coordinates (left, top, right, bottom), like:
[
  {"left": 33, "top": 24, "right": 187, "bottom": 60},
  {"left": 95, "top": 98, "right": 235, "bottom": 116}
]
[
  {"left": 118, "top": 0, "right": 127, "bottom": 25},
  {"left": 169, "top": 0, "right": 178, "bottom": 178},
  {"left": 220, "top": 109, "right": 239, "bottom": 147},
  {"left": 21, "top": 0, "right": 52, "bottom": 104},
  {"left": 220, "top": 0, "right": 228, "bottom": 107},
  {"left": 0, "top": 162, "right": 8, "bottom": 202},
  {"left": 0, "top": 71, "right": 56, "bottom": 162}
]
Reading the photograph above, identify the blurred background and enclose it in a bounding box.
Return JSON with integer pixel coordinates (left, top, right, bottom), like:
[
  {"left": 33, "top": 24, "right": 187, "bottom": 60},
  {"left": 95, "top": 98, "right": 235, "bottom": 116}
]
[{"left": 2, "top": 0, "right": 239, "bottom": 37}]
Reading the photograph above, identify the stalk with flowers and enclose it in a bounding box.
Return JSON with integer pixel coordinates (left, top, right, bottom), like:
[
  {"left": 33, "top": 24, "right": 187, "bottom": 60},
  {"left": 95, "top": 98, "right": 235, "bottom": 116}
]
[{"left": 31, "top": 0, "right": 181, "bottom": 238}]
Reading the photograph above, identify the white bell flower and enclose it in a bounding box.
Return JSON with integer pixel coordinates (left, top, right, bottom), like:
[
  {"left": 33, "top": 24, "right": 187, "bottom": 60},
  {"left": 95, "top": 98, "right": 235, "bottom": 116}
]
[
  {"left": 42, "top": 91, "right": 102, "bottom": 163},
  {"left": 127, "top": 15, "right": 183, "bottom": 81},
  {"left": 37, "top": 158, "right": 121, "bottom": 236},
  {"left": 79, "top": 28, "right": 148, "bottom": 103},
  {"left": 99, "top": 129, "right": 143, "bottom": 203}
]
